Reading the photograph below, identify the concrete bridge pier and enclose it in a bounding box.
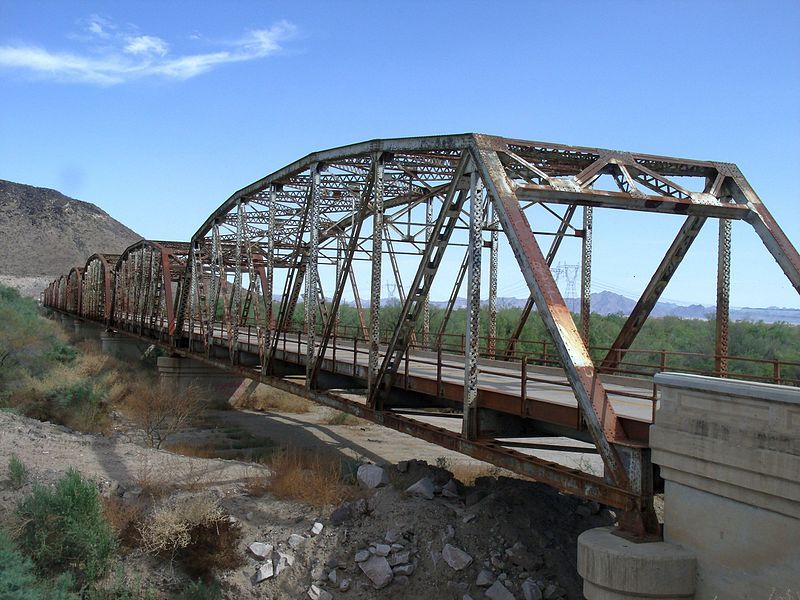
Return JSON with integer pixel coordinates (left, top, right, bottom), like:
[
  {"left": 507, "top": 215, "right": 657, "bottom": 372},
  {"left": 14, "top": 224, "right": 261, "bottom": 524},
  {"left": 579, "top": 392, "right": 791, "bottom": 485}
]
[
  {"left": 72, "top": 318, "right": 103, "bottom": 341},
  {"left": 578, "top": 373, "right": 800, "bottom": 599},
  {"left": 100, "top": 331, "right": 149, "bottom": 362},
  {"left": 156, "top": 356, "right": 245, "bottom": 408}
]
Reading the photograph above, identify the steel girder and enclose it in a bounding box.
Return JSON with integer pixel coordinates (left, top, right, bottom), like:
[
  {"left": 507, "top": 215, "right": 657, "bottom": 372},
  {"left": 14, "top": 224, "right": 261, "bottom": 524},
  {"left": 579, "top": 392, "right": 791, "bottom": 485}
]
[{"left": 44, "top": 133, "right": 800, "bottom": 536}]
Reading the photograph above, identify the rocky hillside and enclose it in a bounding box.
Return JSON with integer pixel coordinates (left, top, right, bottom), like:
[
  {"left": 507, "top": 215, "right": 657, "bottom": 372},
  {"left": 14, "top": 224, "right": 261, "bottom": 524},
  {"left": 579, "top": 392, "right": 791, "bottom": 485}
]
[{"left": 0, "top": 179, "right": 141, "bottom": 297}]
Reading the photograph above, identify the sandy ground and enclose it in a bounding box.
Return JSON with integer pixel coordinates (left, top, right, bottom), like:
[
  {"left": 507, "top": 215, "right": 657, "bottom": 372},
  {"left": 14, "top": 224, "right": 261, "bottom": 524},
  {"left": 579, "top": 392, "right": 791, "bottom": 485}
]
[{"left": 0, "top": 405, "right": 614, "bottom": 599}]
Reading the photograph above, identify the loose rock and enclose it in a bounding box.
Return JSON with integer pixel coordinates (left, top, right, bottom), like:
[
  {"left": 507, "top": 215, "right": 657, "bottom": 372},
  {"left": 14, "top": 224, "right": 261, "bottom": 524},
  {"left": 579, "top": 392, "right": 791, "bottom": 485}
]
[
  {"left": 373, "top": 543, "right": 391, "bottom": 556},
  {"left": 392, "top": 563, "right": 415, "bottom": 576},
  {"left": 248, "top": 542, "right": 273, "bottom": 560},
  {"left": 358, "top": 555, "right": 393, "bottom": 588},
  {"left": 405, "top": 477, "right": 435, "bottom": 500},
  {"left": 441, "top": 543, "right": 473, "bottom": 571},
  {"left": 288, "top": 533, "right": 306, "bottom": 548},
  {"left": 476, "top": 568, "right": 495, "bottom": 586},
  {"left": 311, "top": 522, "right": 324, "bottom": 535},
  {"left": 307, "top": 584, "right": 332, "bottom": 600},
  {"left": 330, "top": 503, "right": 353, "bottom": 526},
  {"left": 254, "top": 560, "right": 274, "bottom": 583},
  {"left": 354, "top": 549, "right": 371, "bottom": 562},
  {"left": 339, "top": 578, "right": 351, "bottom": 592},
  {"left": 486, "top": 580, "right": 516, "bottom": 600},
  {"left": 522, "top": 579, "right": 543, "bottom": 600},
  {"left": 441, "top": 478, "right": 459, "bottom": 498},
  {"left": 357, "top": 464, "right": 388, "bottom": 489}
]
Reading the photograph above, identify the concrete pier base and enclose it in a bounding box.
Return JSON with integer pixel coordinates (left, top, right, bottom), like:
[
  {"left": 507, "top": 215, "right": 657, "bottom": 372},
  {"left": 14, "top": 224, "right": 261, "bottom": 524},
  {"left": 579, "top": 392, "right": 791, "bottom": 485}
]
[
  {"left": 100, "top": 331, "right": 148, "bottom": 362},
  {"left": 156, "top": 356, "right": 245, "bottom": 407},
  {"left": 650, "top": 373, "right": 800, "bottom": 598},
  {"left": 577, "top": 527, "right": 696, "bottom": 599}
]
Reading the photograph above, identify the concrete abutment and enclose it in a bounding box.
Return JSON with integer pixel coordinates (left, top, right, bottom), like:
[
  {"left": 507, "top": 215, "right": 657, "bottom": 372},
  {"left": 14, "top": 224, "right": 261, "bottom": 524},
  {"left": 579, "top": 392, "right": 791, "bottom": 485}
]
[{"left": 579, "top": 373, "right": 800, "bottom": 599}]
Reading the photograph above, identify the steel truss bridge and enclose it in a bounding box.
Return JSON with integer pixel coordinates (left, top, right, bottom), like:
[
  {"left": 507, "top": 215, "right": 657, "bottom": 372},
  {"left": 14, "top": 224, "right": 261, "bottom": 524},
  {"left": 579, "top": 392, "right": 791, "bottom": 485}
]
[{"left": 43, "top": 134, "right": 800, "bottom": 535}]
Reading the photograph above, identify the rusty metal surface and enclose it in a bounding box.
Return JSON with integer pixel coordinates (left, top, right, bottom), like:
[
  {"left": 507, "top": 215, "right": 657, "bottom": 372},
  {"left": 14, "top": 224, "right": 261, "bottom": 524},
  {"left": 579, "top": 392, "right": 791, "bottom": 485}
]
[{"left": 43, "top": 133, "right": 800, "bottom": 535}]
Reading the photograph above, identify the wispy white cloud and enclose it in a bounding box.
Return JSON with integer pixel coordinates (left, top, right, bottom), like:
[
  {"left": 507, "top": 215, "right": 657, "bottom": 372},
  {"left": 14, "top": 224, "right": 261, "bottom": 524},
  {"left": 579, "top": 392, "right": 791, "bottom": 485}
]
[
  {"left": 124, "top": 35, "right": 169, "bottom": 57},
  {"left": 0, "top": 19, "right": 295, "bottom": 85}
]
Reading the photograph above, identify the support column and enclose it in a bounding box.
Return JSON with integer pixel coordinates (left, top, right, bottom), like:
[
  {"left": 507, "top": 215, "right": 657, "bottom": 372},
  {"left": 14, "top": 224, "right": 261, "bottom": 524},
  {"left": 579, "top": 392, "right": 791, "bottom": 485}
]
[
  {"left": 488, "top": 202, "right": 499, "bottom": 358},
  {"left": 463, "top": 170, "right": 483, "bottom": 440},
  {"left": 715, "top": 218, "right": 731, "bottom": 377},
  {"left": 580, "top": 206, "right": 593, "bottom": 344},
  {"left": 305, "top": 166, "right": 321, "bottom": 387},
  {"left": 422, "top": 197, "right": 433, "bottom": 350},
  {"left": 265, "top": 188, "right": 276, "bottom": 350},
  {"left": 100, "top": 331, "right": 148, "bottom": 362},
  {"left": 369, "top": 157, "right": 384, "bottom": 395},
  {"left": 156, "top": 356, "right": 245, "bottom": 408}
]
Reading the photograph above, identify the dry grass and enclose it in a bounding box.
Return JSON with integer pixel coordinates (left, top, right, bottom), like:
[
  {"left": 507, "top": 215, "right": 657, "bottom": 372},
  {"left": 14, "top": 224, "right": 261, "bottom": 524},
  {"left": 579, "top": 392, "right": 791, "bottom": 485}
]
[
  {"left": 123, "top": 383, "right": 206, "bottom": 449},
  {"left": 449, "top": 462, "right": 505, "bottom": 486},
  {"left": 101, "top": 496, "right": 144, "bottom": 547},
  {"left": 234, "top": 386, "right": 313, "bottom": 413},
  {"left": 137, "top": 492, "right": 244, "bottom": 577},
  {"left": 266, "top": 447, "right": 356, "bottom": 506},
  {"left": 321, "top": 409, "right": 362, "bottom": 426}
]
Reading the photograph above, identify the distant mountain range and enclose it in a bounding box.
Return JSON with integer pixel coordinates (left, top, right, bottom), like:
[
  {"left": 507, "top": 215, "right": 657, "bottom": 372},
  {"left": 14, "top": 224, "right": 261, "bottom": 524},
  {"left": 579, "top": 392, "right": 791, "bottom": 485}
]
[{"left": 413, "top": 290, "right": 799, "bottom": 325}]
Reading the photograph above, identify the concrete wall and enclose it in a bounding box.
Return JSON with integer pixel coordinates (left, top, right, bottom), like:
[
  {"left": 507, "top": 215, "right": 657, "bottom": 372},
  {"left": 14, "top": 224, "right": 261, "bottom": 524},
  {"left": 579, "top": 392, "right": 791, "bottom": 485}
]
[
  {"left": 157, "top": 356, "right": 245, "bottom": 407},
  {"left": 651, "top": 373, "right": 800, "bottom": 598}
]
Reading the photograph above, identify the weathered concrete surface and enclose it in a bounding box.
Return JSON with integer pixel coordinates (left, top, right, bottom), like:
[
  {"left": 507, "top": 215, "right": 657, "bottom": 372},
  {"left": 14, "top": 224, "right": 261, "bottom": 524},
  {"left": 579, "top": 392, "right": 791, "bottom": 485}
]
[
  {"left": 577, "top": 526, "right": 696, "bottom": 599},
  {"left": 651, "top": 373, "right": 800, "bottom": 599},
  {"left": 100, "top": 330, "right": 148, "bottom": 361},
  {"left": 157, "top": 355, "right": 245, "bottom": 406}
]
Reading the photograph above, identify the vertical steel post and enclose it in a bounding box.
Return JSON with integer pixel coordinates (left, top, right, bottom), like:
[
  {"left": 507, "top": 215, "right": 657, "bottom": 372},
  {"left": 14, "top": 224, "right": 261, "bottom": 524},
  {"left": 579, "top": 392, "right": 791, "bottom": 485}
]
[
  {"left": 715, "top": 218, "right": 731, "bottom": 377},
  {"left": 230, "top": 200, "right": 245, "bottom": 361},
  {"left": 488, "top": 201, "right": 499, "bottom": 358},
  {"left": 369, "top": 156, "right": 384, "bottom": 395},
  {"left": 265, "top": 187, "right": 276, "bottom": 350},
  {"left": 422, "top": 196, "right": 433, "bottom": 349},
  {"left": 581, "top": 206, "right": 593, "bottom": 344},
  {"left": 463, "top": 169, "right": 483, "bottom": 440},
  {"left": 305, "top": 166, "right": 321, "bottom": 387}
]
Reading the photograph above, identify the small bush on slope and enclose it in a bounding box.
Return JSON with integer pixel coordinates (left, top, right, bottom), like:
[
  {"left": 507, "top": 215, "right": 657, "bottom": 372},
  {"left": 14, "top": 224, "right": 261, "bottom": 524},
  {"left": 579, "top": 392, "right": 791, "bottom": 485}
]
[
  {"left": 0, "top": 528, "right": 76, "bottom": 600},
  {"left": 15, "top": 469, "right": 115, "bottom": 588}
]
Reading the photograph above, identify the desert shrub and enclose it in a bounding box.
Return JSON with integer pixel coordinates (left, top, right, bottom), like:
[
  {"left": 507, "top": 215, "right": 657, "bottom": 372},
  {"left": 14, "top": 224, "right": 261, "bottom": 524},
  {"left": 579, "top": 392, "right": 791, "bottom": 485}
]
[
  {"left": 267, "top": 447, "right": 356, "bottom": 506},
  {"left": 45, "top": 341, "right": 78, "bottom": 365},
  {"left": 15, "top": 469, "right": 115, "bottom": 587},
  {"left": 322, "top": 409, "right": 361, "bottom": 426},
  {"left": 123, "top": 383, "right": 205, "bottom": 449},
  {"left": 46, "top": 379, "right": 107, "bottom": 432},
  {"left": 0, "top": 528, "right": 77, "bottom": 599},
  {"left": 138, "top": 494, "right": 243, "bottom": 578},
  {"left": 100, "top": 497, "right": 144, "bottom": 548},
  {"left": 235, "top": 387, "right": 312, "bottom": 413},
  {"left": 8, "top": 454, "right": 28, "bottom": 490}
]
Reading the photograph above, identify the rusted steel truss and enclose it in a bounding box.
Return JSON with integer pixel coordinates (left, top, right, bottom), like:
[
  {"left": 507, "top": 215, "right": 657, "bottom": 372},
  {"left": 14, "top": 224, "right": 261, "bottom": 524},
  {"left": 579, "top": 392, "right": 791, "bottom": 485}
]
[{"left": 43, "top": 134, "right": 800, "bottom": 535}]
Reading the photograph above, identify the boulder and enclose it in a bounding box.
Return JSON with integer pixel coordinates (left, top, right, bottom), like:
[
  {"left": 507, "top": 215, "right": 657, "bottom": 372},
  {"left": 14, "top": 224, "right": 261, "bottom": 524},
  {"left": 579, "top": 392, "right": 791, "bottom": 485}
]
[
  {"left": 357, "top": 464, "right": 388, "bottom": 489},
  {"left": 441, "top": 479, "right": 459, "bottom": 498},
  {"left": 405, "top": 477, "right": 435, "bottom": 500},
  {"left": 358, "top": 555, "right": 393, "bottom": 588},
  {"left": 442, "top": 543, "right": 473, "bottom": 571}
]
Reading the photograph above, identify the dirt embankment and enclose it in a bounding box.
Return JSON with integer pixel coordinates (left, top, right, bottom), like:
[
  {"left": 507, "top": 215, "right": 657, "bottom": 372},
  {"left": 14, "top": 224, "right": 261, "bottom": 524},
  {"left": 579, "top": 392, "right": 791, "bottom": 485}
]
[{"left": 0, "top": 407, "right": 613, "bottom": 599}]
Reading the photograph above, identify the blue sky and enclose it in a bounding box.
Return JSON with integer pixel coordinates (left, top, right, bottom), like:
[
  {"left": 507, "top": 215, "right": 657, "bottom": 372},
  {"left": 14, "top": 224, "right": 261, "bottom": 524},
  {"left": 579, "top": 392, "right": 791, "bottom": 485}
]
[{"left": 1, "top": 1, "right": 799, "bottom": 308}]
